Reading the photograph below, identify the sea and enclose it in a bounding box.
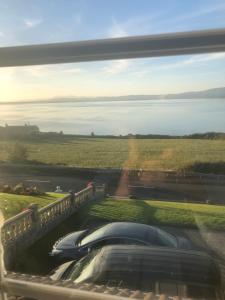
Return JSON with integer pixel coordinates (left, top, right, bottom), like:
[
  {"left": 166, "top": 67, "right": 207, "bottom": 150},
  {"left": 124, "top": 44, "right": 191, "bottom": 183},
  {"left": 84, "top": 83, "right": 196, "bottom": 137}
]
[{"left": 0, "top": 98, "right": 225, "bottom": 135}]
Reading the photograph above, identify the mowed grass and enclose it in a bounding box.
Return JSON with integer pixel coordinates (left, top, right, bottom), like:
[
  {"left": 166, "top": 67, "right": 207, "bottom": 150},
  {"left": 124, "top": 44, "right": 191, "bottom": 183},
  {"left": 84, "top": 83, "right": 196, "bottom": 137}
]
[
  {"left": 0, "top": 192, "right": 64, "bottom": 219},
  {"left": 1, "top": 137, "right": 225, "bottom": 171},
  {"left": 77, "top": 198, "right": 225, "bottom": 231}
]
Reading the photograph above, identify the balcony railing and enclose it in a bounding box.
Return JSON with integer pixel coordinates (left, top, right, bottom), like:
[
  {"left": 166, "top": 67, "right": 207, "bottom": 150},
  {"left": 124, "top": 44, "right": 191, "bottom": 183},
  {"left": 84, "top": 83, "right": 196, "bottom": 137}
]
[{"left": 0, "top": 28, "right": 225, "bottom": 67}]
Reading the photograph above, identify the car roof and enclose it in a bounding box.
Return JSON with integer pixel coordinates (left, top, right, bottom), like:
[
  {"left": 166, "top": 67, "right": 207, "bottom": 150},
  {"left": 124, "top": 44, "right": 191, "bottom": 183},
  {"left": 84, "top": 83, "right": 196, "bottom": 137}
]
[
  {"left": 94, "top": 245, "right": 220, "bottom": 286},
  {"left": 81, "top": 222, "right": 158, "bottom": 245},
  {"left": 100, "top": 222, "right": 156, "bottom": 238}
]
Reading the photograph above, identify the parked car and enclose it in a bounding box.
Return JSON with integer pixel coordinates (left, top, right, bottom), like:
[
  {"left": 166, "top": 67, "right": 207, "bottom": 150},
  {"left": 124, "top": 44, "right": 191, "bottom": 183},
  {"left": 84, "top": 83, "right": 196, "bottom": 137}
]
[
  {"left": 50, "top": 245, "right": 222, "bottom": 299},
  {"left": 50, "top": 222, "right": 192, "bottom": 261}
]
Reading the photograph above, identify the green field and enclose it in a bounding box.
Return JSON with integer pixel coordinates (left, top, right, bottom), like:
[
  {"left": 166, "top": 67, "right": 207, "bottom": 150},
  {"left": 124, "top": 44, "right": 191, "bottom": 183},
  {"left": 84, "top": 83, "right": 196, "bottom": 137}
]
[
  {"left": 0, "top": 192, "right": 64, "bottom": 219},
  {"left": 0, "top": 137, "right": 225, "bottom": 171},
  {"left": 77, "top": 198, "right": 225, "bottom": 231}
]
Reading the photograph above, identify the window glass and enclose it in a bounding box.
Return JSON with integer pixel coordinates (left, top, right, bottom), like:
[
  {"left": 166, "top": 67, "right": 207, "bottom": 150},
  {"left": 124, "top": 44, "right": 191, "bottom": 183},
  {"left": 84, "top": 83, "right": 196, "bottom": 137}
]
[
  {"left": 69, "top": 251, "right": 99, "bottom": 283},
  {"left": 0, "top": 23, "right": 225, "bottom": 299},
  {"left": 156, "top": 228, "right": 178, "bottom": 248},
  {"left": 80, "top": 226, "right": 109, "bottom": 246}
]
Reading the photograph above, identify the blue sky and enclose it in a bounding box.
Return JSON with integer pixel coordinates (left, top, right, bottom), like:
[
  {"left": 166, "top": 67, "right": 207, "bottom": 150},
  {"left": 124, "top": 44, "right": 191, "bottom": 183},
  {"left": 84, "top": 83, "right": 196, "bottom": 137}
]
[{"left": 0, "top": 0, "right": 225, "bottom": 101}]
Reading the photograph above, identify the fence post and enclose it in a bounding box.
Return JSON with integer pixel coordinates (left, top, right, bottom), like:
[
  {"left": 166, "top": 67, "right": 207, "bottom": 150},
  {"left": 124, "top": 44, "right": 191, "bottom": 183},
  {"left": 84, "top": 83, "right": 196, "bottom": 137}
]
[
  {"left": 69, "top": 190, "right": 75, "bottom": 207},
  {"left": 28, "top": 204, "right": 39, "bottom": 223}
]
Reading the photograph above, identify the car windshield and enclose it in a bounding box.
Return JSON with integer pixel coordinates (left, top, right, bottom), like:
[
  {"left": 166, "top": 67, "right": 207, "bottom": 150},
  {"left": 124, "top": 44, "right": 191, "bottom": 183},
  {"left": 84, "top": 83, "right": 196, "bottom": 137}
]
[
  {"left": 156, "top": 228, "right": 178, "bottom": 248},
  {"left": 67, "top": 250, "right": 100, "bottom": 283},
  {"left": 80, "top": 225, "right": 109, "bottom": 246}
]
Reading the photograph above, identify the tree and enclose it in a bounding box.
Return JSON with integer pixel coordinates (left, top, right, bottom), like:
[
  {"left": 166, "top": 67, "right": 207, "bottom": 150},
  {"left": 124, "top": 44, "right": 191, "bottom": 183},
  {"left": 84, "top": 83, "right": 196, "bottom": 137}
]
[{"left": 8, "top": 143, "right": 28, "bottom": 162}]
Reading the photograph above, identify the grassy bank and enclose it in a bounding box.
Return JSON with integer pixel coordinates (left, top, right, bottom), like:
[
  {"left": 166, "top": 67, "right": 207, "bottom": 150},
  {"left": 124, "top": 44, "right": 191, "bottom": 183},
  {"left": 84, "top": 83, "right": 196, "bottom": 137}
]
[
  {"left": 77, "top": 198, "right": 225, "bottom": 231},
  {"left": 1, "top": 137, "right": 225, "bottom": 171},
  {"left": 0, "top": 192, "right": 64, "bottom": 219}
]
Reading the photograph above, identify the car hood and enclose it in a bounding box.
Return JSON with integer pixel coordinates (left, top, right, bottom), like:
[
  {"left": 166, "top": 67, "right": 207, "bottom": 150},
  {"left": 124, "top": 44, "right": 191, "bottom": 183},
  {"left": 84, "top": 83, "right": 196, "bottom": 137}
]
[{"left": 54, "top": 230, "right": 87, "bottom": 249}]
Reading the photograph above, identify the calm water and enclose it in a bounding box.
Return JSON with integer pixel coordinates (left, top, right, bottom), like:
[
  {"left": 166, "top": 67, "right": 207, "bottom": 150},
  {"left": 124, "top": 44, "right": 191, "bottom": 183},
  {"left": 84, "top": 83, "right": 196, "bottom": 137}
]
[{"left": 0, "top": 98, "right": 225, "bottom": 135}]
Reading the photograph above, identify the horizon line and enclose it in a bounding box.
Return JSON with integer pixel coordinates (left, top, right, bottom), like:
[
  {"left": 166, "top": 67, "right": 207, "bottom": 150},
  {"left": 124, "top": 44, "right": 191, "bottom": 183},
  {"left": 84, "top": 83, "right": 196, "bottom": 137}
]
[{"left": 0, "top": 85, "right": 225, "bottom": 105}]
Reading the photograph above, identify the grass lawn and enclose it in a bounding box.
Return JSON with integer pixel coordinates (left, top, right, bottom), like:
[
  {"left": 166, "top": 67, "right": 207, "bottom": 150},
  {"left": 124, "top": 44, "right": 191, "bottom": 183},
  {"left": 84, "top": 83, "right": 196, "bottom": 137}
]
[
  {"left": 1, "top": 137, "right": 225, "bottom": 171},
  {"left": 0, "top": 192, "right": 64, "bottom": 219},
  {"left": 77, "top": 198, "right": 225, "bottom": 231}
]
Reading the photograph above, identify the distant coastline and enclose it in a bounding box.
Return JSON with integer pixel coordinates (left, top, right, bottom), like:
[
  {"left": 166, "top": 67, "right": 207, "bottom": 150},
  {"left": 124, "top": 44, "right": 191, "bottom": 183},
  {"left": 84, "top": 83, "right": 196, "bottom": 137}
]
[
  {"left": 0, "top": 124, "right": 224, "bottom": 140},
  {"left": 1, "top": 86, "right": 225, "bottom": 105}
]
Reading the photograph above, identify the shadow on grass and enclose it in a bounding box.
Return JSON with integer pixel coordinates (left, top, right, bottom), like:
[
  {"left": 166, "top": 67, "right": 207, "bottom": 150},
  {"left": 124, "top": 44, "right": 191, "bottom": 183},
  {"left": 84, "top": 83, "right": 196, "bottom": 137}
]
[
  {"left": 8, "top": 135, "right": 105, "bottom": 145},
  {"left": 182, "top": 161, "right": 225, "bottom": 175},
  {"left": 38, "top": 194, "right": 65, "bottom": 200}
]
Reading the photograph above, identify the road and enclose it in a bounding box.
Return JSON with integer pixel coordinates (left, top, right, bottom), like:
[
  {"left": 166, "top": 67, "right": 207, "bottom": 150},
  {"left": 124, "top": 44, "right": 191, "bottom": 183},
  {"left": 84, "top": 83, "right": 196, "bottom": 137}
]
[{"left": 1, "top": 169, "right": 225, "bottom": 204}]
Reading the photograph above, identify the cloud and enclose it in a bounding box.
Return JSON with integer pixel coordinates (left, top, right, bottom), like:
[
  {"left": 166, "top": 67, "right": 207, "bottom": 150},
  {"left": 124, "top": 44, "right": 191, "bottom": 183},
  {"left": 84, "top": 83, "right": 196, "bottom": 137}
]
[
  {"left": 160, "top": 53, "right": 225, "bottom": 70},
  {"left": 23, "top": 65, "right": 83, "bottom": 77},
  {"left": 102, "top": 59, "right": 131, "bottom": 75},
  {"left": 0, "top": 31, "right": 4, "bottom": 37},
  {"left": 62, "top": 67, "right": 83, "bottom": 74},
  {"left": 0, "top": 65, "right": 84, "bottom": 82},
  {"left": 105, "top": 14, "right": 162, "bottom": 74},
  {"left": 173, "top": 3, "right": 225, "bottom": 22},
  {"left": 0, "top": 68, "right": 14, "bottom": 81},
  {"left": 132, "top": 70, "right": 150, "bottom": 78},
  {"left": 108, "top": 18, "right": 128, "bottom": 38},
  {"left": 24, "top": 19, "right": 42, "bottom": 28},
  {"left": 107, "top": 13, "right": 163, "bottom": 38},
  {"left": 183, "top": 53, "right": 225, "bottom": 64}
]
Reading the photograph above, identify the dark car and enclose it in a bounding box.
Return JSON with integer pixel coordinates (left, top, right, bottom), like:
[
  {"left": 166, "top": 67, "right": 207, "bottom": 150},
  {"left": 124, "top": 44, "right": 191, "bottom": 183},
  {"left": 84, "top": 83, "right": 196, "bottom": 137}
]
[
  {"left": 50, "top": 245, "right": 222, "bottom": 299},
  {"left": 50, "top": 222, "right": 192, "bottom": 261}
]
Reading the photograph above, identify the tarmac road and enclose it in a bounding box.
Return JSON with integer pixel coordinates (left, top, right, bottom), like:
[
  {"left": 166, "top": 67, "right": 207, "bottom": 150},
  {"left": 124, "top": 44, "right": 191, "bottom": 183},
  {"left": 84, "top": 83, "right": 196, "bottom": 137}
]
[{"left": 1, "top": 170, "right": 225, "bottom": 204}]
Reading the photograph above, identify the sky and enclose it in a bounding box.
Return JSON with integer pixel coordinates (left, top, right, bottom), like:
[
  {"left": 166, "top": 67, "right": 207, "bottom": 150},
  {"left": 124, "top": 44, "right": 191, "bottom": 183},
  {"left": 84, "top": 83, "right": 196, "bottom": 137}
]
[{"left": 0, "top": 0, "right": 225, "bottom": 102}]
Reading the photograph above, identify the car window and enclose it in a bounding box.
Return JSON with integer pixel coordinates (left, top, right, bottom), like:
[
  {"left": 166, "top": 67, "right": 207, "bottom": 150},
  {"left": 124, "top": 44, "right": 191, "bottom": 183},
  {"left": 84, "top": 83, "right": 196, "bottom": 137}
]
[
  {"left": 156, "top": 228, "right": 178, "bottom": 248},
  {"left": 80, "top": 226, "right": 109, "bottom": 246},
  {"left": 88, "top": 238, "right": 126, "bottom": 250},
  {"left": 85, "top": 238, "right": 147, "bottom": 254},
  {"left": 65, "top": 250, "right": 99, "bottom": 281},
  {"left": 87, "top": 239, "right": 109, "bottom": 250},
  {"left": 119, "top": 238, "right": 147, "bottom": 246}
]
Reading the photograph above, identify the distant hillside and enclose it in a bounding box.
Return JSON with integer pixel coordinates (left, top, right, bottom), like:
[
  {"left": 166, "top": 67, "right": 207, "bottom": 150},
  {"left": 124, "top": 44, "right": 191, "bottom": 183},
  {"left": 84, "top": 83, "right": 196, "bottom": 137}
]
[
  {"left": 1, "top": 86, "right": 225, "bottom": 105},
  {"left": 165, "top": 87, "right": 225, "bottom": 99}
]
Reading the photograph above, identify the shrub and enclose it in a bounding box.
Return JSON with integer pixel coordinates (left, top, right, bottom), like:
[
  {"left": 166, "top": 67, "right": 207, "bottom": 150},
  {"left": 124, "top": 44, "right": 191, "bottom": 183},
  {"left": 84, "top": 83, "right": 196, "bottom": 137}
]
[
  {"left": 13, "top": 183, "right": 25, "bottom": 195},
  {"left": 8, "top": 143, "right": 28, "bottom": 162},
  {"left": 2, "top": 185, "right": 12, "bottom": 193}
]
